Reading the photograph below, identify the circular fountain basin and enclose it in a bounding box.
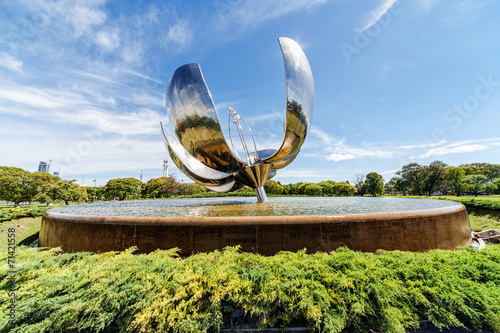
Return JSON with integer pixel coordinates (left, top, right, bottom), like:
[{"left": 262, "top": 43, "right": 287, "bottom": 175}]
[{"left": 39, "top": 197, "right": 472, "bottom": 255}]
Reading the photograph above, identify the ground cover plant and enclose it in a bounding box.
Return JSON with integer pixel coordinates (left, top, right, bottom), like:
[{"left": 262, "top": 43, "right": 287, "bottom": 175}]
[
  {"left": 0, "top": 204, "right": 64, "bottom": 222},
  {"left": 1, "top": 245, "right": 499, "bottom": 333},
  {"left": 437, "top": 196, "right": 500, "bottom": 210}
]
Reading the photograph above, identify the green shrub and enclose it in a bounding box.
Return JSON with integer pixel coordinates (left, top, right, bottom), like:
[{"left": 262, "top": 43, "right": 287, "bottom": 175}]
[
  {"left": 0, "top": 205, "right": 57, "bottom": 222},
  {"left": 439, "top": 197, "right": 500, "bottom": 211},
  {"left": 1, "top": 246, "right": 499, "bottom": 332}
]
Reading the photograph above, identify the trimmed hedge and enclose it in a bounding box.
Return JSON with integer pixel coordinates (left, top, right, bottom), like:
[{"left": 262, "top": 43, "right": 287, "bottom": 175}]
[
  {"left": 438, "top": 197, "right": 500, "bottom": 211},
  {"left": 0, "top": 206, "right": 53, "bottom": 222},
  {"left": 1, "top": 246, "right": 499, "bottom": 333}
]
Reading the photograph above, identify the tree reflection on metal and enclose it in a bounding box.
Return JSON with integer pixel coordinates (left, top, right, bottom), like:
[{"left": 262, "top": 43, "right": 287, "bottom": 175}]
[{"left": 161, "top": 37, "right": 314, "bottom": 202}]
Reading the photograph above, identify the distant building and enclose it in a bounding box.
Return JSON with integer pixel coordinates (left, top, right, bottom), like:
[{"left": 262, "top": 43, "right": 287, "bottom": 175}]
[
  {"left": 53, "top": 171, "right": 60, "bottom": 177},
  {"left": 38, "top": 160, "right": 51, "bottom": 173}
]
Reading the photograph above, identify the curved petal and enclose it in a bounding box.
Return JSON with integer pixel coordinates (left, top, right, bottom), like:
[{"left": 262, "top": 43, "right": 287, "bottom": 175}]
[
  {"left": 167, "top": 145, "right": 237, "bottom": 191},
  {"left": 263, "top": 37, "right": 314, "bottom": 169},
  {"left": 161, "top": 123, "right": 236, "bottom": 192},
  {"left": 166, "top": 63, "right": 245, "bottom": 173}
]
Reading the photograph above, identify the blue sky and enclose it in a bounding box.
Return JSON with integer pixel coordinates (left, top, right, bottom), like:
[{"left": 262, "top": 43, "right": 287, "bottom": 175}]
[{"left": 1, "top": 0, "right": 499, "bottom": 187}]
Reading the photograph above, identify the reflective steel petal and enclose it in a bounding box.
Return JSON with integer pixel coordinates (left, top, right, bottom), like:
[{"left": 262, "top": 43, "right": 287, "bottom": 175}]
[
  {"left": 263, "top": 37, "right": 314, "bottom": 169},
  {"left": 166, "top": 63, "right": 245, "bottom": 173},
  {"left": 161, "top": 122, "right": 231, "bottom": 180},
  {"left": 161, "top": 123, "right": 236, "bottom": 192}
]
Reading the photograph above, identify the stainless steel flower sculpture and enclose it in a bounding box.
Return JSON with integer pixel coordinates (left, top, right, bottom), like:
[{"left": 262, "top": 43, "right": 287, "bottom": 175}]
[{"left": 161, "top": 37, "right": 314, "bottom": 202}]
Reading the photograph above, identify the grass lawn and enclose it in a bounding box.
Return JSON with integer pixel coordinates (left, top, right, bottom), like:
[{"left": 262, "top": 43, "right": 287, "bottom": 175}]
[
  {"left": 0, "top": 216, "right": 41, "bottom": 249},
  {"left": 467, "top": 208, "right": 500, "bottom": 231}
]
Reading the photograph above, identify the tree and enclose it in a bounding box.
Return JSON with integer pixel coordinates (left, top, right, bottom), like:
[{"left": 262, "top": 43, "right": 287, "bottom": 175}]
[
  {"left": 317, "top": 180, "right": 336, "bottom": 196},
  {"left": 237, "top": 187, "right": 255, "bottom": 195},
  {"left": 0, "top": 166, "right": 32, "bottom": 206},
  {"left": 352, "top": 174, "right": 366, "bottom": 196},
  {"left": 384, "top": 180, "right": 396, "bottom": 195},
  {"left": 181, "top": 182, "right": 206, "bottom": 196},
  {"left": 141, "top": 177, "right": 181, "bottom": 198},
  {"left": 484, "top": 178, "right": 500, "bottom": 195},
  {"left": 447, "top": 167, "right": 466, "bottom": 196},
  {"left": 297, "top": 182, "right": 316, "bottom": 195},
  {"left": 365, "top": 172, "right": 384, "bottom": 197},
  {"left": 332, "top": 182, "right": 357, "bottom": 196},
  {"left": 464, "top": 174, "right": 487, "bottom": 197},
  {"left": 387, "top": 176, "right": 409, "bottom": 196},
  {"left": 484, "top": 164, "right": 500, "bottom": 182},
  {"left": 264, "top": 180, "right": 283, "bottom": 195},
  {"left": 459, "top": 163, "right": 485, "bottom": 176},
  {"left": 104, "top": 178, "right": 142, "bottom": 200},
  {"left": 397, "top": 163, "right": 425, "bottom": 196},
  {"left": 38, "top": 179, "right": 87, "bottom": 205},
  {"left": 28, "top": 171, "right": 59, "bottom": 203},
  {"left": 422, "top": 161, "right": 448, "bottom": 196},
  {"left": 281, "top": 184, "right": 291, "bottom": 195},
  {"left": 303, "top": 184, "right": 322, "bottom": 196}
]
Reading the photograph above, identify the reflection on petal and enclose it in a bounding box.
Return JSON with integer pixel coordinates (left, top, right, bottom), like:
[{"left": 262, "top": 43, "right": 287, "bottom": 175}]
[
  {"left": 263, "top": 37, "right": 314, "bottom": 168},
  {"left": 166, "top": 64, "right": 244, "bottom": 173}
]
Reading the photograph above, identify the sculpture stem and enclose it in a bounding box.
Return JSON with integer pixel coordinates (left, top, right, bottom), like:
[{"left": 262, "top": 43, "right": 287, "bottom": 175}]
[{"left": 255, "top": 186, "right": 268, "bottom": 203}]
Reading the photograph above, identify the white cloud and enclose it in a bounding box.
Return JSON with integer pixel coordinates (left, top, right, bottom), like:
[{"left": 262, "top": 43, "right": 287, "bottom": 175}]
[
  {"left": 165, "top": 20, "right": 192, "bottom": 51},
  {"left": 0, "top": 86, "right": 78, "bottom": 109},
  {"left": 212, "top": 0, "right": 329, "bottom": 35},
  {"left": 147, "top": 6, "right": 160, "bottom": 24},
  {"left": 379, "top": 169, "right": 400, "bottom": 175},
  {"left": 122, "top": 42, "right": 144, "bottom": 64},
  {"left": 355, "top": 0, "right": 398, "bottom": 32},
  {"left": 95, "top": 30, "right": 120, "bottom": 51},
  {"left": 410, "top": 142, "right": 489, "bottom": 159},
  {"left": 65, "top": 108, "right": 163, "bottom": 136},
  {"left": 26, "top": 0, "right": 107, "bottom": 37},
  {"left": 310, "top": 125, "right": 500, "bottom": 163},
  {"left": 310, "top": 127, "right": 400, "bottom": 162},
  {"left": 56, "top": 1, "right": 107, "bottom": 37},
  {"left": 0, "top": 53, "right": 23, "bottom": 73},
  {"left": 311, "top": 127, "right": 337, "bottom": 146},
  {"left": 397, "top": 140, "right": 447, "bottom": 150},
  {"left": 405, "top": 138, "right": 500, "bottom": 160},
  {"left": 123, "top": 69, "right": 164, "bottom": 85},
  {"left": 327, "top": 153, "right": 356, "bottom": 162},
  {"left": 246, "top": 112, "right": 283, "bottom": 123}
]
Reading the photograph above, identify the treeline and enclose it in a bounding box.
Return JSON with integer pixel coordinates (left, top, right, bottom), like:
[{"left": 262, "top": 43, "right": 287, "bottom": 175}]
[
  {"left": 0, "top": 166, "right": 209, "bottom": 206},
  {"left": 384, "top": 162, "right": 500, "bottom": 196},
  {"left": 0, "top": 166, "right": 87, "bottom": 206},
  {"left": 86, "top": 177, "right": 208, "bottom": 202},
  {"left": 0, "top": 166, "right": 369, "bottom": 206},
  {"left": 1, "top": 162, "right": 499, "bottom": 206},
  {"left": 264, "top": 172, "right": 383, "bottom": 197}
]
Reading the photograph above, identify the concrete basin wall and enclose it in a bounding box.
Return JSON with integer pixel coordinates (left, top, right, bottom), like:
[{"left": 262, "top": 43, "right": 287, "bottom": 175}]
[{"left": 39, "top": 204, "right": 472, "bottom": 255}]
